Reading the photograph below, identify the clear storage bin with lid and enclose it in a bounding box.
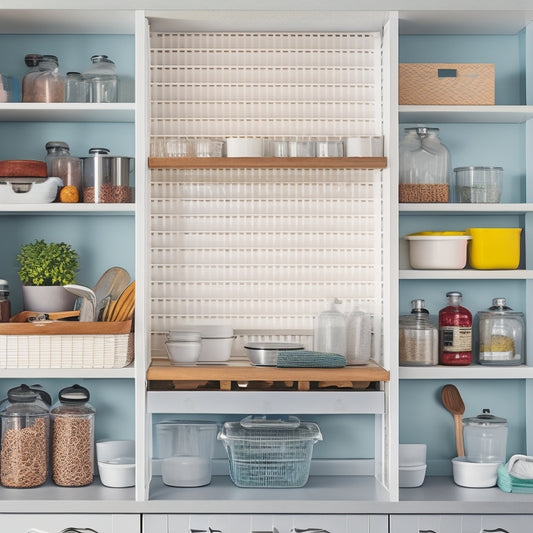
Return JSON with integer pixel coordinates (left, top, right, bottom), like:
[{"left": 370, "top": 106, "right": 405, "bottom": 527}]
[
  {"left": 0, "top": 384, "right": 50, "bottom": 488},
  {"left": 399, "top": 299, "right": 438, "bottom": 366},
  {"left": 51, "top": 384, "right": 95, "bottom": 487},
  {"left": 477, "top": 298, "right": 525, "bottom": 365},
  {"left": 463, "top": 409, "right": 508, "bottom": 463},
  {"left": 399, "top": 126, "right": 451, "bottom": 203},
  {"left": 45, "top": 141, "right": 82, "bottom": 198},
  {"left": 83, "top": 54, "right": 118, "bottom": 103}
]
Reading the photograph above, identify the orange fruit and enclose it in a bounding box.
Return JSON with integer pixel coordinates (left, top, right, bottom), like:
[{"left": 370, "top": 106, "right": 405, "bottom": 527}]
[{"left": 59, "top": 185, "right": 79, "bottom": 203}]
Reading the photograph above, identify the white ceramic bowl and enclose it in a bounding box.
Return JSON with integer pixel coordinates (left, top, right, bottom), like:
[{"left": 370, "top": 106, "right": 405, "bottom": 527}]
[
  {"left": 405, "top": 233, "right": 471, "bottom": 270},
  {"left": 452, "top": 456, "right": 500, "bottom": 488},
  {"left": 165, "top": 336, "right": 201, "bottom": 365},
  {"left": 399, "top": 464, "right": 427, "bottom": 488},
  {"left": 399, "top": 443, "right": 427, "bottom": 467},
  {"left": 96, "top": 440, "right": 135, "bottom": 488}
]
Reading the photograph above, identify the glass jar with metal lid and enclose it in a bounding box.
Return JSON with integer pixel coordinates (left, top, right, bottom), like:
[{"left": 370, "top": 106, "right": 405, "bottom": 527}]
[
  {"left": 0, "top": 384, "right": 50, "bottom": 488},
  {"left": 463, "top": 408, "right": 508, "bottom": 463},
  {"left": 399, "top": 299, "right": 438, "bottom": 366},
  {"left": 477, "top": 297, "right": 525, "bottom": 365},
  {"left": 399, "top": 126, "right": 451, "bottom": 203}
]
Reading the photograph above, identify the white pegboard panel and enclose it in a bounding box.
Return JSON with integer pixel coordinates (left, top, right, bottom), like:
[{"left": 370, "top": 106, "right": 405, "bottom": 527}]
[{"left": 149, "top": 31, "right": 385, "bottom": 358}]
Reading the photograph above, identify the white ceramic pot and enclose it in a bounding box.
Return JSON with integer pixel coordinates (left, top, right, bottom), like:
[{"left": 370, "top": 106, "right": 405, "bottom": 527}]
[{"left": 22, "top": 285, "right": 77, "bottom": 312}]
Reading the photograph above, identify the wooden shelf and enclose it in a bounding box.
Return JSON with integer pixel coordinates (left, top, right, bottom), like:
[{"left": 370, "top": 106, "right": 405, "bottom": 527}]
[
  {"left": 147, "top": 359, "right": 390, "bottom": 389},
  {"left": 149, "top": 156, "right": 387, "bottom": 169}
]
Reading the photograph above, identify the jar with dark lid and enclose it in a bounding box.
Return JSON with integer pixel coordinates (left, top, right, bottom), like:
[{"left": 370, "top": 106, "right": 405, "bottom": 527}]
[
  {"left": 29, "top": 55, "right": 64, "bottom": 103},
  {"left": 477, "top": 297, "right": 524, "bottom": 365},
  {"left": 51, "top": 384, "right": 95, "bottom": 487},
  {"left": 21, "top": 54, "right": 42, "bottom": 102},
  {"left": 83, "top": 54, "right": 118, "bottom": 103},
  {"left": 0, "top": 279, "right": 11, "bottom": 323},
  {"left": 45, "top": 141, "right": 82, "bottom": 197},
  {"left": 399, "top": 299, "right": 438, "bottom": 366},
  {"left": 0, "top": 384, "right": 50, "bottom": 488}
]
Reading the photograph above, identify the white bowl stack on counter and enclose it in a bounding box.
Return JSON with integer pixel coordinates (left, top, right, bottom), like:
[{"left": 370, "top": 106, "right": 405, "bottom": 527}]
[{"left": 399, "top": 443, "right": 427, "bottom": 488}]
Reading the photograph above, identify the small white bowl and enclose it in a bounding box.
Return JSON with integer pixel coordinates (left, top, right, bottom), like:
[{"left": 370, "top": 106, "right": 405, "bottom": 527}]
[
  {"left": 399, "top": 443, "right": 427, "bottom": 467},
  {"left": 399, "top": 464, "right": 427, "bottom": 488},
  {"left": 452, "top": 456, "right": 500, "bottom": 488},
  {"left": 96, "top": 440, "right": 135, "bottom": 488},
  {"left": 165, "top": 334, "right": 201, "bottom": 365}
]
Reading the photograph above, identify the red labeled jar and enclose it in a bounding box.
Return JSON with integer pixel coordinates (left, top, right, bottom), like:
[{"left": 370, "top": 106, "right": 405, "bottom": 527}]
[{"left": 439, "top": 291, "right": 472, "bottom": 365}]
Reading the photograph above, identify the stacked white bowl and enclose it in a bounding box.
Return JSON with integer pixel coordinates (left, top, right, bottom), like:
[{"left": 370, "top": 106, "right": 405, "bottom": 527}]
[{"left": 399, "top": 443, "right": 427, "bottom": 488}]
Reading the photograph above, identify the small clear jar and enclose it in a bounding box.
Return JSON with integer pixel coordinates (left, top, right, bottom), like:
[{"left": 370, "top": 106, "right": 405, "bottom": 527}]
[
  {"left": 45, "top": 141, "right": 82, "bottom": 197},
  {"left": 65, "top": 71, "right": 87, "bottom": 103},
  {"left": 0, "top": 384, "right": 50, "bottom": 488},
  {"left": 399, "top": 126, "right": 451, "bottom": 203},
  {"left": 51, "top": 384, "right": 95, "bottom": 487},
  {"left": 477, "top": 298, "right": 525, "bottom": 365},
  {"left": 399, "top": 299, "right": 439, "bottom": 366},
  {"left": 83, "top": 54, "right": 118, "bottom": 103}
]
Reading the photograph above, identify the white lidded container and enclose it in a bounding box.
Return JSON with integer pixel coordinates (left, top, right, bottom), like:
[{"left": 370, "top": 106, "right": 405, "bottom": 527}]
[
  {"left": 165, "top": 331, "right": 202, "bottom": 365},
  {"left": 463, "top": 408, "right": 508, "bottom": 464},
  {"left": 170, "top": 324, "right": 234, "bottom": 362},
  {"left": 405, "top": 232, "right": 471, "bottom": 270}
]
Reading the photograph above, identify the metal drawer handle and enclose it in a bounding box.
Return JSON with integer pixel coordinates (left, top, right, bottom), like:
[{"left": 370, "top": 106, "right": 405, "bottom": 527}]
[
  {"left": 60, "top": 529, "right": 99, "bottom": 533},
  {"left": 292, "top": 529, "right": 331, "bottom": 533},
  {"left": 419, "top": 530, "right": 437, "bottom": 533},
  {"left": 481, "top": 529, "right": 510, "bottom": 533}
]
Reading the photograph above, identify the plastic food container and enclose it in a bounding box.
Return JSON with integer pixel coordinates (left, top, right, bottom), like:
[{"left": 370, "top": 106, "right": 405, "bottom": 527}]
[
  {"left": 96, "top": 440, "right": 135, "bottom": 488},
  {"left": 405, "top": 232, "right": 471, "bottom": 269},
  {"left": 165, "top": 331, "right": 202, "bottom": 365},
  {"left": 452, "top": 456, "right": 500, "bottom": 488},
  {"left": 466, "top": 228, "right": 522, "bottom": 269},
  {"left": 218, "top": 415, "right": 322, "bottom": 488},
  {"left": 169, "top": 325, "right": 234, "bottom": 362},
  {"left": 399, "top": 464, "right": 427, "bottom": 488},
  {"left": 399, "top": 444, "right": 427, "bottom": 467},
  {"left": 454, "top": 166, "right": 503, "bottom": 203}
]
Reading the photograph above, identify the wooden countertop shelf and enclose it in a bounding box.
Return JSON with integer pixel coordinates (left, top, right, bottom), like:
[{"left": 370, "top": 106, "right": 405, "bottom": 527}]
[
  {"left": 148, "top": 156, "right": 387, "bottom": 170},
  {"left": 147, "top": 359, "right": 390, "bottom": 391}
]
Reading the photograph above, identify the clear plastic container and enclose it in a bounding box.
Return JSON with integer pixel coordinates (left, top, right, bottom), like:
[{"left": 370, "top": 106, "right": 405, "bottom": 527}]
[
  {"left": 455, "top": 166, "right": 503, "bottom": 203},
  {"left": 463, "top": 409, "right": 508, "bottom": 463},
  {"left": 477, "top": 298, "right": 525, "bottom": 365},
  {"left": 65, "top": 71, "right": 87, "bottom": 103},
  {"left": 345, "top": 307, "right": 371, "bottom": 364},
  {"left": 83, "top": 54, "right": 118, "bottom": 103},
  {"left": 313, "top": 298, "right": 346, "bottom": 356},
  {"left": 0, "top": 384, "right": 50, "bottom": 488},
  {"left": 45, "top": 141, "right": 82, "bottom": 197},
  {"left": 439, "top": 291, "right": 472, "bottom": 365},
  {"left": 399, "top": 299, "right": 438, "bottom": 366},
  {"left": 51, "top": 384, "right": 95, "bottom": 487},
  {"left": 399, "top": 126, "right": 450, "bottom": 203}
]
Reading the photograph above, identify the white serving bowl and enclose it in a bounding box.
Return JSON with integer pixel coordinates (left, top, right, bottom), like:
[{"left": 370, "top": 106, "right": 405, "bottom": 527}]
[
  {"left": 452, "top": 456, "right": 500, "bottom": 488},
  {"left": 399, "top": 464, "right": 427, "bottom": 488},
  {"left": 404, "top": 233, "right": 471, "bottom": 270},
  {"left": 96, "top": 440, "right": 135, "bottom": 488},
  {"left": 165, "top": 332, "right": 201, "bottom": 365},
  {"left": 399, "top": 443, "right": 427, "bottom": 467}
]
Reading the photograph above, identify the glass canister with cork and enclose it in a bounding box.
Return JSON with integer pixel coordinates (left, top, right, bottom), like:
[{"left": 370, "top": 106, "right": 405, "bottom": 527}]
[{"left": 399, "top": 126, "right": 451, "bottom": 203}]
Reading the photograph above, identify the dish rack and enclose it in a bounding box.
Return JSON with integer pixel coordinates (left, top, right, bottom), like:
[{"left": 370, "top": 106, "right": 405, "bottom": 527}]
[{"left": 0, "top": 320, "right": 133, "bottom": 369}]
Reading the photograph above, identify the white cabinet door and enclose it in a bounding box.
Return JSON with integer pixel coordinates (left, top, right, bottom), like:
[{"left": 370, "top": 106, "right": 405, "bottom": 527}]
[
  {"left": 143, "top": 514, "right": 388, "bottom": 533},
  {"left": 390, "top": 514, "right": 533, "bottom": 533},
  {"left": 1, "top": 514, "right": 139, "bottom": 533}
]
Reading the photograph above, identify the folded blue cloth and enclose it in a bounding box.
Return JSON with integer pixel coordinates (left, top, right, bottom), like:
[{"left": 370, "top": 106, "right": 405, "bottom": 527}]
[{"left": 276, "top": 350, "right": 346, "bottom": 368}]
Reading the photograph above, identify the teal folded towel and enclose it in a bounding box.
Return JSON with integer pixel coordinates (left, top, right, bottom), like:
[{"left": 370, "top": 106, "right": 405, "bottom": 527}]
[{"left": 276, "top": 350, "right": 346, "bottom": 368}]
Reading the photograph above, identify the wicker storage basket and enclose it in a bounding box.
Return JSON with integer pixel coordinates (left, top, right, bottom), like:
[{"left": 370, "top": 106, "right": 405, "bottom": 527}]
[
  {"left": 0, "top": 320, "right": 133, "bottom": 369},
  {"left": 399, "top": 63, "right": 495, "bottom": 105}
]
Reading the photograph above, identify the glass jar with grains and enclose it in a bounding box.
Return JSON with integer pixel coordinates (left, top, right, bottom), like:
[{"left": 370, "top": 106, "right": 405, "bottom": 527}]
[
  {"left": 399, "top": 299, "right": 438, "bottom": 366},
  {"left": 51, "top": 384, "right": 95, "bottom": 487}
]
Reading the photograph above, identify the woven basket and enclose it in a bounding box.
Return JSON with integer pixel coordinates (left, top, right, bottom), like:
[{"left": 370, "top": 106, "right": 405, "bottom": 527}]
[
  {"left": 399, "top": 63, "right": 495, "bottom": 105},
  {"left": 0, "top": 320, "right": 133, "bottom": 369}
]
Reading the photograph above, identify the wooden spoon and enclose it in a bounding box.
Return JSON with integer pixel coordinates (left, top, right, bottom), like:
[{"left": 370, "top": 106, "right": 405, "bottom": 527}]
[{"left": 441, "top": 384, "right": 465, "bottom": 457}]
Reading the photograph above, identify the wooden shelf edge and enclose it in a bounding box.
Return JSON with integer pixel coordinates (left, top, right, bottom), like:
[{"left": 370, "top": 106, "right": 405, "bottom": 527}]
[
  {"left": 147, "top": 358, "right": 390, "bottom": 383},
  {"left": 148, "top": 156, "right": 387, "bottom": 169}
]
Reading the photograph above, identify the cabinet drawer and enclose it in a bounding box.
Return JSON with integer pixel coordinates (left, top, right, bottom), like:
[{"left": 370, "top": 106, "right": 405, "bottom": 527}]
[
  {"left": 390, "top": 514, "right": 533, "bottom": 533},
  {"left": 1, "top": 514, "right": 139, "bottom": 533},
  {"left": 143, "top": 514, "right": 388, "bottom": 533}
]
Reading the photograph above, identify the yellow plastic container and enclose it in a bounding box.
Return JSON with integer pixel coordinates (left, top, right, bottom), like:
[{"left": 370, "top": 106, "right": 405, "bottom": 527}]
[{"left": 466, "top": 228, "right": 522, "bottom": 269}]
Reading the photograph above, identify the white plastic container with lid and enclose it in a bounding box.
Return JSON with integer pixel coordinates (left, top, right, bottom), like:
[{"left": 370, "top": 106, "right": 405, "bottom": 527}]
[
  {"left": 405, "top": 232, "right": 471, "bottom": 270},
  {"left": 165, "top": 331, "right": 202, "bottom": 365},
  {"left": 314, "top": 298, "right": 346, "bottom": 356}
]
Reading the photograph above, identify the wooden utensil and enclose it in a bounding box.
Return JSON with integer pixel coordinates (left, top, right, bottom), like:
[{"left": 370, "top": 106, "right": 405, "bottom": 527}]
[
  {"left": 441, "top": 384, "right": 466, "bottom": 457},
  {"left": 108, "top": 280, "right": 135, "bottom": 322},
  {"left": 93, "top": 267, "right": 130, "bottom": 321}
]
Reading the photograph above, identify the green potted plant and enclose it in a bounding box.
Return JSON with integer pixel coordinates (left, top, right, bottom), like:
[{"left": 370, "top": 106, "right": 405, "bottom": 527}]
[{"left": 17, "top": 239, "right": 80, "bottom": 312}]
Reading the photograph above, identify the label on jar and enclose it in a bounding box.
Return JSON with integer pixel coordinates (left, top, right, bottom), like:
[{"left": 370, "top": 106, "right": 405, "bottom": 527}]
[{"left": 441, "top": 326, "right": 472, "bottom": 352}]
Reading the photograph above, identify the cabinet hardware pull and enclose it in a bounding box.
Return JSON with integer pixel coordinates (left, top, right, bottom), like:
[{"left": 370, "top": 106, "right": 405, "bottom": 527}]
[
  {"left": 292, "top": 529, "right": 331, "bottom": 533},
  {"left": 419, "top": 530, "right": 437, "bottom": 533},
  {"left": 481, "top": 529, "right": 510, "bottom": 533}
]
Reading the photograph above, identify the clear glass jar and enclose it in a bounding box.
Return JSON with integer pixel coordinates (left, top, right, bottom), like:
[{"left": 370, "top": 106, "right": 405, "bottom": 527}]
[
  {"left": 0, "top": 278, "right": 11, "bottom": 323},
  {"left": 65, "top": 71, "right": 87, "bottom": 103},
  {"left": 0, "top": 384, "right": 50, "bottom": 488},
  {"left": 30, "top": 55, "right": 65, "bottom": 103},
  {"left": 399, "top": 126, "right": 451, "bottom": 203},
  {"left": 439, "top": 291, "right": 472, "bottom": 365},
  {"left": 313, "top": 298, "right": 346, "bottom": 356},
  {"left": 83, "top": 54, "right": 118, "bottom": 103},
  {"left": 463, "top": 409, "right": 508, "bottom": 463},
  {"left": 21, "top": 53, "right": 42, "bottom": 102},
  {"left": 45, "top": 141, "right": 82, "bottom": 197},
  {"left": 399, "top": 299, "right": 438, "bottom": 366},
  {"left": 477, "top": 298, "right": 525, "bottom": 365},
  {"left": 51, "top": 384, "right": 95, "bottom": 487}
]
